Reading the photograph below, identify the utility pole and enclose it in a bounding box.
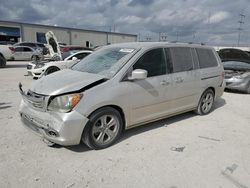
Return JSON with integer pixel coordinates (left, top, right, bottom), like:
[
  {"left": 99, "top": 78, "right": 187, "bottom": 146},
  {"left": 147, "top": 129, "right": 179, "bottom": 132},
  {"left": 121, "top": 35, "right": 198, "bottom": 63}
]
[
  {"left": 192, "top": 31, "right": 196, "bottom": 43},
  {"left": 237, "top": 11, "right": 245, "bottom": 46}
]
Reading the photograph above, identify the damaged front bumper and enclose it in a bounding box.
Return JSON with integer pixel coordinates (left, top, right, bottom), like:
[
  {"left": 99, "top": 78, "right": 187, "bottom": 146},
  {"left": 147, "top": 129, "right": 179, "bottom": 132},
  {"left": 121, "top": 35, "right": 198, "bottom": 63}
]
[
  {"left": 225, "top": 77, "right": 249, "bottom": 93},
  {"left": 19, "top": 84, "right": 89, "bottom": 146},
  {"left": 27, "top": 63, "right": 45, "bottom": 79}
]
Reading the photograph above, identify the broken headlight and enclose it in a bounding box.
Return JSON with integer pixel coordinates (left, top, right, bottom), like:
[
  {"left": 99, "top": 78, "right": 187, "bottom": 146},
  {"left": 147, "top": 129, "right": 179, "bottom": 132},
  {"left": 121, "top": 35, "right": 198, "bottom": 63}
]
[{"left": 48, "top": 93, "right": 83, "bottom": 113}]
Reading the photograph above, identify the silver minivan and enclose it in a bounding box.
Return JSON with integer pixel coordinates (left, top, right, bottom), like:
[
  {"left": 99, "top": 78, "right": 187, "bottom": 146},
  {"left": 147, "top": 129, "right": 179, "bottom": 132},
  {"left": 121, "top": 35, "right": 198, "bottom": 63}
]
[{"left": 19, "top": 42, "right": 225, "bottom": 149}]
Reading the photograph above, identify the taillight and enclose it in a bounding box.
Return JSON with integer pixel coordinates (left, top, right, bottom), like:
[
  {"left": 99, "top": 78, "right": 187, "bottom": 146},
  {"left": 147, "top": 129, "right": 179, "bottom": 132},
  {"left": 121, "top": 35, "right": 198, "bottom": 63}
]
[
  {"left": 222, "top": 71, "right": 225, "bottom": 79},
  {"left": 9, "top": 47, "right": 15, "bottom": 53},
  {"left": 219, "top": 71, "right": 225, "bottom": 87}
]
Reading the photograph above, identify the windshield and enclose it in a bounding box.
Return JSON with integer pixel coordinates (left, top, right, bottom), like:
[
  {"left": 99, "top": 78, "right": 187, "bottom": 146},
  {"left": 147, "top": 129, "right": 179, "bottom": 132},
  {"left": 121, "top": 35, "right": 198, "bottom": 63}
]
[
  {"left": 223, "top": 61, "right": 250, "bottom": 70},
  {"left": 72, "top": 47, "right": 136, "bottom": 78}
]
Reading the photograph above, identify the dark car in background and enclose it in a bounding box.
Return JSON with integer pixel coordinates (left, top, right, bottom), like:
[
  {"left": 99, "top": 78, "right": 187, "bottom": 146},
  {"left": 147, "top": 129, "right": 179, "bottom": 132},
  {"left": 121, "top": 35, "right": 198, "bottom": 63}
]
[{"left": 60, "top": 45, "right": 93, "bottom": 59}]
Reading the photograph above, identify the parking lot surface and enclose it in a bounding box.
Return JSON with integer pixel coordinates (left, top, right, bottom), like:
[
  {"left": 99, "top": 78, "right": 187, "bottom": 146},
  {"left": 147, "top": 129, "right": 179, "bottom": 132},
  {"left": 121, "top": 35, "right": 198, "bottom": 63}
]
[{"left": 0, "top": 61, "right": 250, "bottom": 188}]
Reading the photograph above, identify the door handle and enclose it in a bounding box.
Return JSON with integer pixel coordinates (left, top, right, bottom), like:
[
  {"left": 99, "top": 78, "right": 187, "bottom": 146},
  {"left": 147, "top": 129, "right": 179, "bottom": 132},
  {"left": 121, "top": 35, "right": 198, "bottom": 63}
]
[
  {"left": 175, "top": 77, "right": 184, "bottom": 83},
  {"left": 160, "top": 80, "right": 170, "bottom": 86}
]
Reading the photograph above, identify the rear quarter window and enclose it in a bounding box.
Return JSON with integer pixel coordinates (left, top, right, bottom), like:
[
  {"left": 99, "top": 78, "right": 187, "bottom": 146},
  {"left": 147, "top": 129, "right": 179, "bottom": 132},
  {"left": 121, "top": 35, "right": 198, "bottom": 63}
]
[
  {"left": 15, "top": 47, "right": 23, "bottom": 52},
  {"left": 196, "top": 48, "right": 218, "bottom": 68}
]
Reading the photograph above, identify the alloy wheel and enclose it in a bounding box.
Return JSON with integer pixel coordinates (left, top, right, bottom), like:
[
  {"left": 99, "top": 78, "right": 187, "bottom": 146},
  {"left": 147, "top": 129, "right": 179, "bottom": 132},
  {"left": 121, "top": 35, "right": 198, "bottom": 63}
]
[
  {"left": 91, "top": 115, "right": 119, "bottom": 145},
  {"left": 201, "top": 92, "right": 214, "bottom": 113}
]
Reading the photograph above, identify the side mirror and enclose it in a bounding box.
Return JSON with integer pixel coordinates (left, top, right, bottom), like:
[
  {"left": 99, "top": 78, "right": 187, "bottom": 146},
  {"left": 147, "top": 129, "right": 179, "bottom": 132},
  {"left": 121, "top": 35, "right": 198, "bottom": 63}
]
[
  {"left": 72, "top": 57, "right": 78, "bottom": 61},
  {"left": 129, "top": 69, "right": 148, "bottom": 80}
]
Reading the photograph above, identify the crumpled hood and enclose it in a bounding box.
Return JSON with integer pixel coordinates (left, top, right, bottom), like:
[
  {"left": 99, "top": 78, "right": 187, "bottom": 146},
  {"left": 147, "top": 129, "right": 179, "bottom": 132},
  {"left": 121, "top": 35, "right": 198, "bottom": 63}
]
[{"left": 30, "top": 69, "right": 106, "bottom": 95}]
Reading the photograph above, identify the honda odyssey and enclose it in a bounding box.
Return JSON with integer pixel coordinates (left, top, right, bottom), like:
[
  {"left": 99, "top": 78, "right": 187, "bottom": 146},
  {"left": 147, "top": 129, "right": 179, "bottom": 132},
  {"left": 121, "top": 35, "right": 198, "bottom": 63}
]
[{"left": 19, "top": 42, "right": 225, "bottom": 149}]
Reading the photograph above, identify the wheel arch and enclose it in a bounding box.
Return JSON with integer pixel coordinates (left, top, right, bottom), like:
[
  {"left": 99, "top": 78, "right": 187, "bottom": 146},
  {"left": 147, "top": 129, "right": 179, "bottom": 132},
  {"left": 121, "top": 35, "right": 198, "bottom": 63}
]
[
  {"left": 86, "top": 105, "right": 126, "bottom": 131},
  {"left": 206, "top": 86, "right": 215, "bottom": 96},
  {"left": 0, "top": 53, "right": 6, "bottom": 68},
  {"left": 0, "top": 53, "right": 5, "bottom": 59},
  {"left": 45, "top": 65, "right": 60, "bottom": 72}
]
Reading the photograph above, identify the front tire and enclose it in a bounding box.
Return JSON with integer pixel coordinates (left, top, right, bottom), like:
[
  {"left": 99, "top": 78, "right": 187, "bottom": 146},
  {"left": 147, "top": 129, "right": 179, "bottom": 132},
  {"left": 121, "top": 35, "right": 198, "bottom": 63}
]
[
  {"left": 44, "top": 66, "right": 60, "bottom": 75},
  {"left": 246, "top": 83, "right": 250, "bottom": 94},
  {"left": 82, "top": 107, "right": 123, "bottom": 150},
  {"left": 195, "top": 89, "right": 215, "bottom": 115},
  {"left": 31, "top": 55, "right": 39, "bottom": 61}
]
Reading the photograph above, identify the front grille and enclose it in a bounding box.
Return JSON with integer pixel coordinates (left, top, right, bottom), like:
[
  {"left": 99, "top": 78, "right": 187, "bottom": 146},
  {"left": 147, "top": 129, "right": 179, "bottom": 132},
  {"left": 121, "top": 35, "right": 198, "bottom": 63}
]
[
  {"left": 25, "top": 90, "right": 46, "bottom": 109},
  {"left": 27, "top": 65, "right": 32, "bottom": 70}
]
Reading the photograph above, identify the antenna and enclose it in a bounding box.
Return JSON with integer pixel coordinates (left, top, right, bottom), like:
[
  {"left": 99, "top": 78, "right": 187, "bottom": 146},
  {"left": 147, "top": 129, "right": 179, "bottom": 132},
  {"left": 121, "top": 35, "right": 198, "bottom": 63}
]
[{"left": 237, "top": 10, "right": 246, "bottom": 46}]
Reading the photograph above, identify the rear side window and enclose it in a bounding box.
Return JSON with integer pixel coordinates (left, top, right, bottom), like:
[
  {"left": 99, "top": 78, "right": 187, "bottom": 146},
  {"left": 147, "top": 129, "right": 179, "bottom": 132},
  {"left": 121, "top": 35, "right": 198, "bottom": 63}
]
[
  {"left": 15, "top": 47, "right": 23, "bottom": 52},
  {"left": 23, "top": 47, "right": 32, "bottom": 52},
  {"left": 196, "top": 48, "right": 218, "bottom": 68},
  {"left": 170, "top": 47, "right": 193, "bottom": 73},
  {"left": 133, "top": 48, "right": 166, "bottom": 77}
]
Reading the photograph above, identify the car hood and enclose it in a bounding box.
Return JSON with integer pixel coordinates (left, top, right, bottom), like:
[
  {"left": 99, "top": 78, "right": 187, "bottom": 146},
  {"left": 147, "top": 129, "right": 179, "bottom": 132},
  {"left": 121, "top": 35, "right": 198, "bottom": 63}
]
[
  {"left": 223, "top": 61, "right": 250, "bottom": 71},
  {"left": 30, "top": 69, "right": 106, "bottom": 95},
  {"left": 45, "top": 31, "right": 62, "bottom": 60}
]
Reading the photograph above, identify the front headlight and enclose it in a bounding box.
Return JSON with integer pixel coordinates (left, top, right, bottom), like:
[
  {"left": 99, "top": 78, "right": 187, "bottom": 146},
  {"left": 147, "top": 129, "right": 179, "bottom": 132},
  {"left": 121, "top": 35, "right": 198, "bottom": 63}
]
[
  {"left": 48, "top": 93, "right": 83, "bottom": 113},
  {"left": 34, "top": 63, "right": 45, "bottom": 69}
]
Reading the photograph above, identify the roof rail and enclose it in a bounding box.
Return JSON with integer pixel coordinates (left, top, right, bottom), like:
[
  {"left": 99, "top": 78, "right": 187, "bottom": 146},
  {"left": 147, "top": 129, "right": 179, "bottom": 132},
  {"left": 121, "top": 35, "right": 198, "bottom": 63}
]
[{"left": 170, "top": 41, "right": 206, "bottom": 45}]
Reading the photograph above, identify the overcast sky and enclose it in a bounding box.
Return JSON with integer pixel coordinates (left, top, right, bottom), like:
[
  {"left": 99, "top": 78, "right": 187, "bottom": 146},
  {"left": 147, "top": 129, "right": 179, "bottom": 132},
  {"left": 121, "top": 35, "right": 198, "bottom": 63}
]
[{"left": 1, "top": 0, "right": 250, "bottom": 46}]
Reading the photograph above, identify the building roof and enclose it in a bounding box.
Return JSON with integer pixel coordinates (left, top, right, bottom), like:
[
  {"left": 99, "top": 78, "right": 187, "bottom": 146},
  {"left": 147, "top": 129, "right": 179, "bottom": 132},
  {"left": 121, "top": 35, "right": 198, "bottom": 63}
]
[{"left": 0, "top": 20, "right": 137, "bottom": 37}]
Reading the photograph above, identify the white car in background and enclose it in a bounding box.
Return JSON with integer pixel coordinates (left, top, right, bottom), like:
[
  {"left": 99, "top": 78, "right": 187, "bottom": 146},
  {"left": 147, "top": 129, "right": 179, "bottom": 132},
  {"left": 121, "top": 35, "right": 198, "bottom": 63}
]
[
  {"left": 27, "top": 50, "right": 92, "bottom": 79},
  {"left": 0, "top": 44, "right": 15, "bottom": 67},
  {"left": 14, "top": 46, "right": 43, "bottom": 61}
]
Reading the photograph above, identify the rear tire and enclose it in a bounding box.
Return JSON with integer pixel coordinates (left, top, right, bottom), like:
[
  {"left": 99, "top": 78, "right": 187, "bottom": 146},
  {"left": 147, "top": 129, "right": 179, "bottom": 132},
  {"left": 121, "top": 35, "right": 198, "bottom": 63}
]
[
  {"left": 0, "top": 55, "right": 6, "bottom": 68},
  {"left": 246, "top": 83, "right": 250, "bottom": 94},
  {"left": 195, "top": 89, "right": 215, "bottom": 115},
  {"left": 82, "top": 107, "right": 123, "bottom": 150}
]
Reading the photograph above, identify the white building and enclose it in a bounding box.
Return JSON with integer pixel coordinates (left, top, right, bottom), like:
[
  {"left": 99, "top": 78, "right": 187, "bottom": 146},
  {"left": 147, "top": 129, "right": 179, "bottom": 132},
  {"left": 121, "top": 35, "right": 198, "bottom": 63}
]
[{"left": 0, "top": 20, "right": 137, "bottom": 47}]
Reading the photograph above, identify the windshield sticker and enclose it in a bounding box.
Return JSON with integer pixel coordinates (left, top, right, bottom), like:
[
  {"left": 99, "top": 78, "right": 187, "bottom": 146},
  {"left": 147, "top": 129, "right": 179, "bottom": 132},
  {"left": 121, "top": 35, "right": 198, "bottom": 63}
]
[{"left": 119, "top": 49, "right": 134, "bottom": 53}]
